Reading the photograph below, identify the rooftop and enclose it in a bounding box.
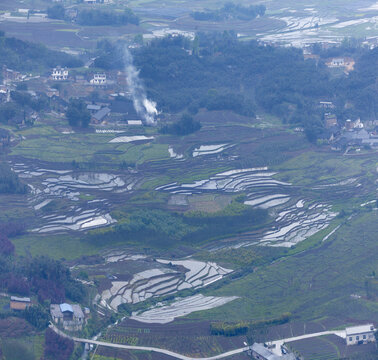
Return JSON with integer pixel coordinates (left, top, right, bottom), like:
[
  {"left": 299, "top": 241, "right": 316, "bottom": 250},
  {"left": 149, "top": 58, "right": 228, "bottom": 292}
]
[
  {"left": 11, "top": 296, "right": 31, "bottom": 302},
  {"left": 346, "top": 324, "right": 375, "bottom": 336},
  {"left": 87, "top": 104, "right": 102, "bottom": 111},
  {"left": 60, "top": 303, "right": 73, "bottom": 313},
  {"left": 93, "top": 107, "right": 111, "bottom": 121}
]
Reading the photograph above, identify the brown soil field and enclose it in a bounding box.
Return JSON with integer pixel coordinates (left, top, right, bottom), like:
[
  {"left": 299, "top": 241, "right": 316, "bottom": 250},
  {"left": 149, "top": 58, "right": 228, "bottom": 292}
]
[{"left": 0, "top": 317, "right": 35, "bottom": 338}]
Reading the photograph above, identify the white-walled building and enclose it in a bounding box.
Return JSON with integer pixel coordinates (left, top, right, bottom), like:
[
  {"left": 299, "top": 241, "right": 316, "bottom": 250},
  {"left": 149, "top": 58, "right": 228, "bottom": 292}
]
[
  {"left": 51, "top": 66, "right": 68, "bottom": 81},
  {"left": 90, "top": 73, "right": 107, "bottom": 85},
  {"left": 331, "top": 58, "right": 345, "bottom": 67},
  {"left": 346, "top": 324, "right": 376, "bottom": 346}
]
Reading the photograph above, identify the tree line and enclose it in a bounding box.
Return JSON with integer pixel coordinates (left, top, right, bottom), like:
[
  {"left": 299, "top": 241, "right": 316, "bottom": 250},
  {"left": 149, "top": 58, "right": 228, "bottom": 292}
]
[
  {"left": 91, "top": 33, "right": 377, "bottom": 141},
  {"left": 0, "top": 163, "right": 27, "bottom": 195},
  {"left": 47, "top": 4, "right": 139, "bottom": 26},
  {"left": 191, "top": 2, "right": 266, "bottom": 22},
  {"left": 0, "top": 32, "right": 83, "bottom": 72}
]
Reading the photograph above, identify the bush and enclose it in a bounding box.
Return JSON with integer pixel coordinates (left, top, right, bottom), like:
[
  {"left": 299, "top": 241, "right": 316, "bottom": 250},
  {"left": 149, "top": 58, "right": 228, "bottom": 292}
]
[
  {"left": 210, "top": 321, "right": 249, "bottom": 336},
  {"left": 43, "top": 328, "right": 74, "bottom": 360},
  {"left": 24, "top": 305, "right": 49, "bottom": 331},
  {"left": 159, "top": 113, "right": 201, "bottom": 136},
  {"left": 66, "top": 98, "right": 90, "bottom": 128},
  {"left": 77, "top": 8, "right": 139, "bottom": 26},
  {"left": 47, "top": 4, "right": 65, "bottom": 20},
  {"left": 0, "top": 163, "right": 27, "bottom": 194}
]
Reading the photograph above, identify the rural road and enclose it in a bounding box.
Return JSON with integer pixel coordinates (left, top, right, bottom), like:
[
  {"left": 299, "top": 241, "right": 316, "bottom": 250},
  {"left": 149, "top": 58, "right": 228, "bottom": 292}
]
[
  {"left": 51, "top": 324, "right": 347, "bottom": 359},
  {"left": 50, "top": 324, "right": 250, "bottom": 360},
  {"left": 266, "top": 330, "right": 346, "bottom": 356}
]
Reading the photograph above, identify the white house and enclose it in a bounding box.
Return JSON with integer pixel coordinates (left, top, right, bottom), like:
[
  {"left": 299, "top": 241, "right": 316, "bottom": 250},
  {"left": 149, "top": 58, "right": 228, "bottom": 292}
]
[
  {"left": 345, "top": 324, "right": 376, "bottom": 346},
  {"left": 331, "top": 58, "right": 345, "bottom": 67},
  {"left": 51, "top": 66, "right": 68, "bottom": 81},
  {"left": 90, "top": 73, "right": 107, "bottom": 85}
]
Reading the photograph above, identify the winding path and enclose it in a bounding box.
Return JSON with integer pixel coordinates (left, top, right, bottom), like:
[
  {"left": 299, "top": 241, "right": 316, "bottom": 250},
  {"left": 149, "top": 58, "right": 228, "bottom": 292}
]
[
  {"left": 50, "top": 324, "right": 347, "bottom": 359},
  {"left": 50, "top": 324, "right": 249, "bottom": 360}
]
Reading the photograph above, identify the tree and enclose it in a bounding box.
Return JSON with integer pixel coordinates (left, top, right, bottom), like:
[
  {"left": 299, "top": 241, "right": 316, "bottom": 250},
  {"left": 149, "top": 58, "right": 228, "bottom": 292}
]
[
  {"left": 0, "top": 103, "right": 17, "bottom": 124},
  {"left": 24, "top": 305, "right": 49, "bottom": 330},
  {"left": 43, "top": 328, "right": 74, "bottom": 360},
  {"left": 47, "top": 4, "right": 65, "bottom": 20},
  {"left": 0, "top": 234, "right": 14, "bottom": 256},
  {"left": 10, "top": 91, "right": 31, "bottom": 108},
  {"left": 159, "top": 113, "right": 201, "bottom": 136},
  {"left": 66, "top": 98, "right": 90, "bottom": 128}
]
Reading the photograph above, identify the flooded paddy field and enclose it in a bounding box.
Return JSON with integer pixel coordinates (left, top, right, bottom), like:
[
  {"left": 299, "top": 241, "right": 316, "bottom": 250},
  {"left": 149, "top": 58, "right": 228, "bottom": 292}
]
[
  {"left": 75, "top": 251, "right": 233, "bottom": 312},
  {"left": 130, "top": 294, "right": 238, "bottom": 324},
  {"left": 9, "top": 160, "right": 142, "bottom": 233},
  {"left": 137, "top": 0, "right": 378, "bottom": 47},
  {"left": 156, "top": 167, "right": 343, "bottom": 248}
]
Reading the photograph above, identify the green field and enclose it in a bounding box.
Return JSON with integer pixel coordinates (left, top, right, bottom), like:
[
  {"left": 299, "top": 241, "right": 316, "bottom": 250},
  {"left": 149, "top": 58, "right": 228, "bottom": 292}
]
[{"left": 197, "top": 211, "right": 378, "bottom": 323}]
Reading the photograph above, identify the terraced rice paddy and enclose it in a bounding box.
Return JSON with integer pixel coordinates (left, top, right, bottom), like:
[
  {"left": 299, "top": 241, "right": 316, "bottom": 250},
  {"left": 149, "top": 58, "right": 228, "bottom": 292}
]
[
  {"left": 98, "top": 253, "right": 233, "bottom": 311},
  {"left": 156, "top": 167, "right": 338, "bottom": 247},
  {"left": 11, "top": 162, "right": 141, "bottom": 233},
  {"left": 131, "top": 294, "right": 239, "bottom": 324},
  {"left": 109, "top": 135, "right": 155, "bottom": 143},
  {"left": 192, "top": 144, "right": 234, "bottom": 157},
  {"left": 168, "top": 146, "right": 184, "bottom": 159}
]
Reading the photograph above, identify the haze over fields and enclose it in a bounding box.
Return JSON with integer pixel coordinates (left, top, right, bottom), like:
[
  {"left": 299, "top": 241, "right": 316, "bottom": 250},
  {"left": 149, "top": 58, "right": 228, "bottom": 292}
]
[{"left": 0, "top": 1, "right": 377, "bottom": 360}]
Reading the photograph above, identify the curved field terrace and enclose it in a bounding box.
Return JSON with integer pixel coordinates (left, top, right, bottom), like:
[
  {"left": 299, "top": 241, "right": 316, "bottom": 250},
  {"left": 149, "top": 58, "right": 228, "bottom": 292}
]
[
  {"left": 97, "top": 253, "right": 233, "bottom": 311},
  {"left": 130, "top": 294, "right": 239, "bottom": 324},
  {"left": 156, "top": 167, "right": 338, "bottom": 248},
  {"left": 10, "top": 161, "right": 142, "bottom": 233}
]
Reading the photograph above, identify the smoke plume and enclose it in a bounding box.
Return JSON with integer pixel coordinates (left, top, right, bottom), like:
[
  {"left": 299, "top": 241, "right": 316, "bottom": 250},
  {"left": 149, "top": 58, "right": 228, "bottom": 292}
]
[{"left": 124, "top": 48, "right": 158, "bottom": 125}]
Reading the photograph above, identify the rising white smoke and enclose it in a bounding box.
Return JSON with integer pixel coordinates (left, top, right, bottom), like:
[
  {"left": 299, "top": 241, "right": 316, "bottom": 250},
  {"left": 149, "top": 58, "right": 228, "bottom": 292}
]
[{"left": 124, "top": 48, "right": 158, "bottom": 125}]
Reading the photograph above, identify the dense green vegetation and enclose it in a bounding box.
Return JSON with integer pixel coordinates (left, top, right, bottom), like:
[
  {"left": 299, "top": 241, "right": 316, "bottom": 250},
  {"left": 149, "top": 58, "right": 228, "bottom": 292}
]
[
  {"left": 89, "top": 200, "right": 269, "bottom": 248},
  {"left": 66, "top": 98, "right": 91, "bottom": 128},
  {"left": 47, "top": 4, "right": 65, "bottom": 20},
  {"left": 200, "top": 211, "right": 378, "bottom": 322},
  {"left": 94, "top": 35, "right": 377, "bottom": 141},
  {"left": 0, "top": 32, "right": 83, "bottom": 72},
  {"left": 0, "top": 255, "right": 85, "bottom": 304},
  {"left": 77, "top": 8, "right": 139, "bottom": 26},
  {"left": 191, "top": 2, "right": 266, "bottom": 22},
  {"left": 159, "top": 113, "right": 201, "bottom": 136},
  {"left": 210, "top": 321, "right": 248, "bottom": 336},
  {"left": 0, "top": 163, "right": 27, "bottom": 194}
]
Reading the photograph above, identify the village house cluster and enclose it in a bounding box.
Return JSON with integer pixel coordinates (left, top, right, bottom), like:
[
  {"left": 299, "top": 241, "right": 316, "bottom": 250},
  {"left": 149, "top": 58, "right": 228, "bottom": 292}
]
[
  {"left": 249, "top": 323, "right": 376, "bottom": 359},
  {"left": 0, "top": 62, "right": 147, "bottom": 132},
  {"left": 50, "top": 303, "right": 88, "bottom": 331},
  {"left": 315, "top": 100, "right": 378, "bottom": 152}
]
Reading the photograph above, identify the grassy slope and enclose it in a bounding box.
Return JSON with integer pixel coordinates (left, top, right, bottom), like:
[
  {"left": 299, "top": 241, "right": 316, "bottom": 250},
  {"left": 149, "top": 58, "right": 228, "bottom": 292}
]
[{"left": 196, "top": 211, "right": 378, "bottom": 323}]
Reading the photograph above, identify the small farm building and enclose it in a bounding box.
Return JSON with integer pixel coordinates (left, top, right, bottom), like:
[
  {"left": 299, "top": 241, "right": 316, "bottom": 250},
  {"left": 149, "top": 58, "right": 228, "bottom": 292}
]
[
  {"left": 345, "top": 324, "right": 376, "bottom": 346},
  {"left": 10, "top": 296, "right": 31, "bottom": 311}
]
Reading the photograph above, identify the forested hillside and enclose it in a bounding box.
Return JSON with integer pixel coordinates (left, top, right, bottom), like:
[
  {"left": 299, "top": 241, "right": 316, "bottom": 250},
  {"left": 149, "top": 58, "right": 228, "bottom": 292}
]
[
  {"left": 0, "top": 32, "right": 82, "bottom": 72},
  {"left": 94, "top": 34, "right": 377, "bottom": 141}
]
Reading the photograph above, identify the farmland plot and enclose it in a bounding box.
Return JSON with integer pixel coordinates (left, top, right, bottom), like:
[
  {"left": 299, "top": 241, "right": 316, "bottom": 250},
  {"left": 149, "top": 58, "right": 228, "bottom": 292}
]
[
  {"left": 10, "top": 161, "right": 142, "bottom": 233},
  {"left": 97, "top": 253, "right": 233, "bottom": 311},
  {"left": 156, "top": 167, "right": 338, "bottom": 248},
  {"left": 102, "top": 318, "right": 248, "bottom": 358}
]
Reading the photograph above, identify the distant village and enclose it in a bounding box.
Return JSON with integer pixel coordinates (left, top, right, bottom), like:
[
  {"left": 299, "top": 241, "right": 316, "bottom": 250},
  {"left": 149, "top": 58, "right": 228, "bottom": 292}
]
[
  {"left": 1, "top": 50, "right": 377, "bottom": 155},
  {"left": 0, "top": 62, "right": 145, "bottom": 140}
]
